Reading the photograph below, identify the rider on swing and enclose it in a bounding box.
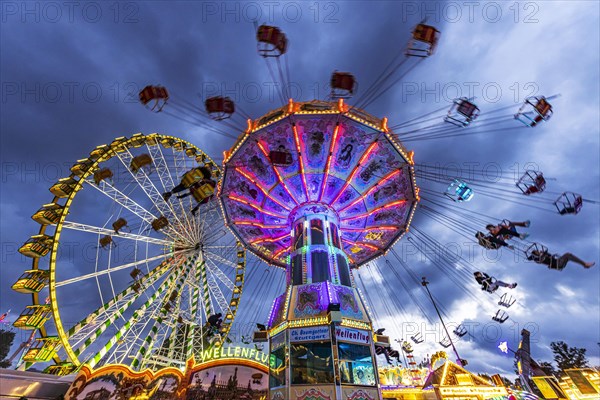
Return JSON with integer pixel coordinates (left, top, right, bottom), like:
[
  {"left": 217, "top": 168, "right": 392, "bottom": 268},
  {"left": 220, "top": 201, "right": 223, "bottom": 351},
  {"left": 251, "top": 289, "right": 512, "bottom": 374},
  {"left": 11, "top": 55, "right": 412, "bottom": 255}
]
[{"left": 474, "top": 271, "right": 517, "bottom": 292}]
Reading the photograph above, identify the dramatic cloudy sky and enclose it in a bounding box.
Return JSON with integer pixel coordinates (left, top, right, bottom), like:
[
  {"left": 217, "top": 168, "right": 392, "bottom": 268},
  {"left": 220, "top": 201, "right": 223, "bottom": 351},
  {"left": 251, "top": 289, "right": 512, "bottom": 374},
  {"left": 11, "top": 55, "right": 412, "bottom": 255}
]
[{"left": 1, "top": 1, "right": 598, "bottom": 377}]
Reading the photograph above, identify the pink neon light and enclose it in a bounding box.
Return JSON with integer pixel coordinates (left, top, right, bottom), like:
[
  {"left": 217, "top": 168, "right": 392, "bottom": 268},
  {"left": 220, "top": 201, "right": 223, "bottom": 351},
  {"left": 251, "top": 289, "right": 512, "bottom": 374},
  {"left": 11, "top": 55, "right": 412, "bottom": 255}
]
[
  {"left": 256, "top": 141, "right": 299, "bottom": 206},
  {"left": 342, "top": 199, "right": 406, "bottom": 222},
  {"left": 331, "top": 140, "right": 379, "bottom": 207},
  {"left": 338, "top": 169, "right": 402, "bottom": 213},
  {"left": 251, "top": 232, "right": 291, "bottom": 245},
  {"left": 292, "top": 124, "right": 310, "bottom": 202},
  {"left": 227, "top": 195, "right": 287, "bottom": 218},
  {"left": 235, "top": 221, "right": 288, "bottom": 229},
  {"left": 273, "top": 246, "right": 290, "bottom": 260},
  {"left": 318, "top": 123, "right": 340, "bottom": 201},
  {"left": 235, "top": 167, "right": 292, "bottom": 211}
]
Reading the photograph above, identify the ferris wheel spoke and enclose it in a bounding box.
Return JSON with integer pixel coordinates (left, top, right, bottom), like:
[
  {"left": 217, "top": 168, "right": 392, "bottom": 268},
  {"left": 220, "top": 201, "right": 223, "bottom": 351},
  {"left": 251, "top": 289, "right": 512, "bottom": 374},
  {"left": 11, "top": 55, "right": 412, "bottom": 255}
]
[
  {"left": 61, "top": 221, "right": 174, "bottom": 247},
  {"left": 207, "top": 281, "right": 236, "bottom": 339},
  {"left": 146, "top": 143, "right": 177, "bottom": 192},
  {"left": 84, "top": 179, "right": 181, "bottom": 244},
  {"left": 186, "top": 266, "right": 202, "bottom": 360},
  {"left": 86, "top": 290, "right": 165, "bottom": 367},
  {"left": 56, "top": 251, "right": 185, "bottom": 288},
  {"left": 113, "top": 149, "right": 194, "bottom": 245},
  {"left": 149, "top": 144, "right": 198, "bottom": 242},
  {"left": 133, "top": 255, "right": 196, "bottom": 369},
  {"left": 205, "top": 271, "right": 232, "bottom": 318},
  {"left": 153, "top": 286, "right": 186, "bottom": 365},
  {"left": 65, "top": 255, "right": 177, "bottom": 341},
  {"left": 204, "top": 249, "right": 240, "bottom": 270},
  {"left": 195, "top": 201, "right": 221, "bottom": 235},
  {"left": 101, "top": 307, "right": 148, "bottom": 365},
  {"left": 170, "top": 146, "right": 198, "bottom": 212},
  {"left": 85, "top": 255, "right": 190, "bottom": 369},
  {"left": 110, "top": 293, "right": 166, "bottom": 365},
  {"left": 205, "top": 258, "right": 236, "bottom": 291},
  {"left": 197, "top": 257, "right": 214, "bottom": 319},
  {"left": 69, "top": 259, "right": 178, "bottom": 358}
]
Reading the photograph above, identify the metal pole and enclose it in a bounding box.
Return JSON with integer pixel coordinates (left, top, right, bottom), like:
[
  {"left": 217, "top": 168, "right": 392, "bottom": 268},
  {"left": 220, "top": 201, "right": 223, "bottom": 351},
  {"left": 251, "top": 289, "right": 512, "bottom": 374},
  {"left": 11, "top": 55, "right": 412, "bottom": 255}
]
[{"left": 421, "top": 277, "right": 463, "bottom": 366}]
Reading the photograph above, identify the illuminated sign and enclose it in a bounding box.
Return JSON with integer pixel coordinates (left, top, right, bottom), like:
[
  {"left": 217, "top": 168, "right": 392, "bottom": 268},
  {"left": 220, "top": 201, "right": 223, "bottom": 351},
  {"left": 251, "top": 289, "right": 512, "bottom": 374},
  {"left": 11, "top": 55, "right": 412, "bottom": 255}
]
[
  {"left": 200, "top": 346, "right": 270, "bottom": 366},
  {"left": 565, "top": 370, "right": 598, "bottom": 395},
  {"left": 290, "top": 326, "right": 330, "bottom": 342},
  {"left": 335, "top": 327, "right": 370, "bottom": 344},
  {"left": 532, "top": 376, "right": 568, "bottom": 400},
  {"left": 438, "top": 387, "right": 507, "bottom": 396}
]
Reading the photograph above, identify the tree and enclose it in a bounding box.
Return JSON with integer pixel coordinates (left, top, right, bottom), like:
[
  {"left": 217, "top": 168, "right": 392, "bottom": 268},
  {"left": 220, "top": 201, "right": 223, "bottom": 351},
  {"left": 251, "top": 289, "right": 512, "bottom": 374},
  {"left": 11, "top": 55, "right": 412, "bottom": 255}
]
[
  {"left": 550, "top": 341, "right": 589, "bottom": 371},
  {"left": 0, "top": 328, "right": 16, "bottom": 368},
  {"left": 537, "top": 360, "right": 556, "bottom": 377}
]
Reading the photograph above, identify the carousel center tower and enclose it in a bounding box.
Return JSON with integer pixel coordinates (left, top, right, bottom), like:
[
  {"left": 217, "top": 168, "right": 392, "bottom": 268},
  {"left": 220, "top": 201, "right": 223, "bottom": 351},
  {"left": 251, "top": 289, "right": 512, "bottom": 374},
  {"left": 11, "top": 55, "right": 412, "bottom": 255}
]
[{"left": 220, "top": 99, "right": 418, "bottom": 400}]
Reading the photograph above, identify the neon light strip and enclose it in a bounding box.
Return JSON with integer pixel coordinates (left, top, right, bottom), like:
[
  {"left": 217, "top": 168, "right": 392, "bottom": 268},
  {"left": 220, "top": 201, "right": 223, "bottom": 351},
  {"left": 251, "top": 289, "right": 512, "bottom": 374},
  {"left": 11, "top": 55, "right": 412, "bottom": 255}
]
[
  {"left": 346, "top": 253, "right": 355, "bottom": 264},
  {"left": 227, "top": 195, "right": 287, "bottom": 218},
  {"left": 234, "top": 221, "right": 288, "bottom": 229},
  {"left": 338, "top": 169, "right": 402, "bottom": 213},
  {"left": 235, "top": 167, "right": 292, "bottom": 211},
  {"left": 343, "top": 225, "right": 399, "bottom": 232},
  {"left": 250, "top": 233, "right": 291, "bottom": 245},
  {"left": 292, "top": 124, "right": 310, "bottom": 202},
  {"left": 318, "top": 123, "right": 340, "bottom": 201},
  {"left": 342, "top": 238, "right": 381, "bottom": 252},
  {"left": 342, "top": 199, "right": 406, "bottom": 222},
  {"left": 330, "top": 140, "right": 379, "bottom": 206},
  {"left": 272, "top": 246, "right": 289, "bottom": 260},
  {"left": 256, "top": 141, "right": 298, "bottom": 206}
]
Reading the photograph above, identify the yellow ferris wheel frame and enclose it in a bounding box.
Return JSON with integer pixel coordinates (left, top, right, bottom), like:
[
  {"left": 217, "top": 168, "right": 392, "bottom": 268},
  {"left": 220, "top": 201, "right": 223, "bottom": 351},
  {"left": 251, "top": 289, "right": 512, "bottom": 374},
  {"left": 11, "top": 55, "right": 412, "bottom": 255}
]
[{"left": 14, "top": 133, "right": 246, "bottom": 371}]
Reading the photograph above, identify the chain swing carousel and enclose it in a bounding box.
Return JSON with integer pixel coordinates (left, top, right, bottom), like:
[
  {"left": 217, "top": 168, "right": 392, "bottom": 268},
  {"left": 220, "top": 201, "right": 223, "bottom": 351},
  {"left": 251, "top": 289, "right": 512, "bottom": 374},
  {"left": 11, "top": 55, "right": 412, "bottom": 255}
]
[{"left": 219, "top": 97, "right": 418, "bottom": 399}]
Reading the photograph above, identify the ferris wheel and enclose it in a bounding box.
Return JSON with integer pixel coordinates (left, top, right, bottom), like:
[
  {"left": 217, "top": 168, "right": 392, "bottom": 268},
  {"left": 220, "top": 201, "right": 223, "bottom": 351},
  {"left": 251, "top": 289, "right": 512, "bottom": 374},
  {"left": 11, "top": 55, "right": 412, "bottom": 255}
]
[{"left": 12, "top": 133, "right": 245, "bottom": 373}]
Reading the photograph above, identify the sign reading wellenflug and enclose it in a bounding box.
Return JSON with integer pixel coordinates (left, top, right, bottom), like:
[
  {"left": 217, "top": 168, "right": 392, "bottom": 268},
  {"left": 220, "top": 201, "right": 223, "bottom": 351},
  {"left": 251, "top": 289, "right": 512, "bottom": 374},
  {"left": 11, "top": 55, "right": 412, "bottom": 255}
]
[
  {"left": 335, "top": 327, "right": 371, "bottom": 344},
  {"left": 290, "top": 326, "right": 330, "bottom": 342}
]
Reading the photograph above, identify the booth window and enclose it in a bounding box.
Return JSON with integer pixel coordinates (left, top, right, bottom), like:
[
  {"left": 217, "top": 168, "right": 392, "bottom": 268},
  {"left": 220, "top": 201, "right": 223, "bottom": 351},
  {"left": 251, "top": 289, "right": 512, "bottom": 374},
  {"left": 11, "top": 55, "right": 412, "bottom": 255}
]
[
  {"left": 290, "top": 342, "right": 334, "bottom": 385},
  {"left": 292, "top": 254, "right": 303, "bottom": 285},
  {"left": 338, "top": 342, "right": 376, "bottom": 386},
  {"left": 330, "top": 224, "right": 341, "bottom": 248},
  {"left": 311, "top": 251, "right": 330, "bottom": 283},
  {"left": 310, "top": 219, "right": 325, "bottom": 245},
  {"left": 337, "top": 255, "right": 351, "bottom": 286},
  {"left": 269, "top": 345, "right": 286, "bottom": 388},
  {"left": 293, "top": 223, "right": 304, "bottom": 251}
]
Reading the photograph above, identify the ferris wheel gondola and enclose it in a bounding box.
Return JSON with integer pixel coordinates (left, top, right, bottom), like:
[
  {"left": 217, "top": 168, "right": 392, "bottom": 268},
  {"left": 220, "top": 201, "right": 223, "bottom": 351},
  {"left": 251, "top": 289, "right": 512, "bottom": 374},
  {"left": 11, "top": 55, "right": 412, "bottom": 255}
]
[{"left": 12, "top": 133, "right": 246, "bottom": 374}]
